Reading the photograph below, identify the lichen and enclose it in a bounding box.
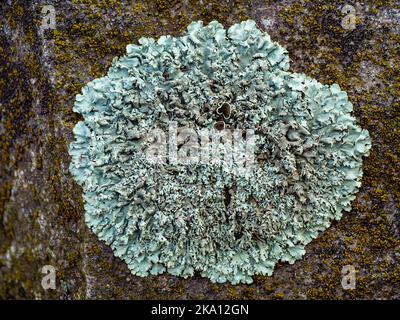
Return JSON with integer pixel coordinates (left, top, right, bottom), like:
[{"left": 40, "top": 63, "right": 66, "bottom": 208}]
[{"left": 69, "top": 20, "right": 371, "bottom": 284}]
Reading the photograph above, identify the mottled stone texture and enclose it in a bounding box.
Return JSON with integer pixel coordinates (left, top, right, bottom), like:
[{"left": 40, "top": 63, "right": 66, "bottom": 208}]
[{"left": 0, "top": 0, "right": 399, "bottom": 299}]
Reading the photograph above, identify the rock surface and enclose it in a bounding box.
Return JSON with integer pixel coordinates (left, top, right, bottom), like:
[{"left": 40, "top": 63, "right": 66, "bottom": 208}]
[{"left": 0, "top": 0, "right": 399, "bottom": 299}]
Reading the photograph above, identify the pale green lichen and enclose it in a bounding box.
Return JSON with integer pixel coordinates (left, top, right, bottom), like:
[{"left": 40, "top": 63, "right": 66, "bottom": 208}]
[{"left": 69, "top": 20, "right": 371, "bottom": 284}]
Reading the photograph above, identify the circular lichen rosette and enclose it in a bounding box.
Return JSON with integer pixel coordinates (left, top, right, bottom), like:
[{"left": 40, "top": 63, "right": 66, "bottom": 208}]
[{"left": 69, "top": 20, "right": 371, "bottom": 284}]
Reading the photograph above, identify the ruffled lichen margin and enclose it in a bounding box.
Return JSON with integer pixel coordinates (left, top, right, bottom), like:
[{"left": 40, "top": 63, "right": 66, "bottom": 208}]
[{"left": 69, "top": 20, "right": 371, "bottom": 284}]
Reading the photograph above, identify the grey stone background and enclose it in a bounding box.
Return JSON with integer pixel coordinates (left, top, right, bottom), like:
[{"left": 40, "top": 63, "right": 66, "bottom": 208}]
[{"left": 0, "top": 0, "right": 399, "bottom": 299}]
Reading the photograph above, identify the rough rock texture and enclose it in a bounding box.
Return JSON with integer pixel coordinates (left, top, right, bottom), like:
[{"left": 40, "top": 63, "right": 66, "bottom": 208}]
[{"left": 0, "top": 0, "right": 399, "bottom": 299}]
